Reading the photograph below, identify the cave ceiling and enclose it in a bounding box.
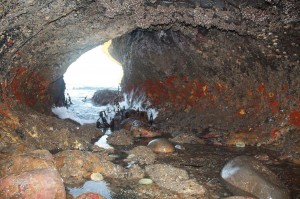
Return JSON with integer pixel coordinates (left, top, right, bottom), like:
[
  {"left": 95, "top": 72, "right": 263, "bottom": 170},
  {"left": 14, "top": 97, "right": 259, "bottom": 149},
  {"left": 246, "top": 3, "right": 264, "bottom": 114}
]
[{"left": 0, "top": 0, "right": 299, "bottom": 82}]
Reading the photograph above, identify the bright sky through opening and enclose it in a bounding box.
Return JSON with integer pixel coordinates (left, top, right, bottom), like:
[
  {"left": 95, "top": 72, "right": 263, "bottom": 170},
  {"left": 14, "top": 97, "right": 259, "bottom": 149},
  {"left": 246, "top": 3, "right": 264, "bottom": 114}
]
[{"left": 64, "top": 40, "right": 123, "bottom": 89}]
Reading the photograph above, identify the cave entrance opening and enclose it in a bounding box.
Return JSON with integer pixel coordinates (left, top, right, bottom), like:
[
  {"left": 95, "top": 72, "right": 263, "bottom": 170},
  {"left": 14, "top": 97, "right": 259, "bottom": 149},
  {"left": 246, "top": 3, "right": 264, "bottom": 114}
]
[
  {"left": 52, "top": 40, "right": 123, "bottom": 125},
  {"left": 64, "top": 40, "right": 123, "bottom": 90}
]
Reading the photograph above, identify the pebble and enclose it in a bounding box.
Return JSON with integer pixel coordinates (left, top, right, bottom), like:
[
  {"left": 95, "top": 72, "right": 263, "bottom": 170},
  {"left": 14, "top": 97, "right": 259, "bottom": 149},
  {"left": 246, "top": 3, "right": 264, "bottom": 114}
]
[
  {"left": 90, "top": 173, "right": 104, "bottom": 181},
  {"left": 108, "top": 154, "right": 120, "bottom": 159},
  {"left": 174, "top": 144, "right": 184, "bottom": 150},
  {"left": 138, "top": 178, "right": 153, "bottom": 185},
  {"left": 235, "top": 141, "right": 245, "bottom": 148}
]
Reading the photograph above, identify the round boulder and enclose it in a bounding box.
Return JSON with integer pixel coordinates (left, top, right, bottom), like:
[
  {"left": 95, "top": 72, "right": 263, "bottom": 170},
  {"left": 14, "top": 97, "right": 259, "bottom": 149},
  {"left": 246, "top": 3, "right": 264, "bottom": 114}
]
[
  {"left": 0, "top": 168, "right": 66, "bottom": 198},
  {"left": 147, "top": 138, "right": 175, "bottom": 153},
  {"left": 221, "top": 156, "right": 290, "bottom": 199}
]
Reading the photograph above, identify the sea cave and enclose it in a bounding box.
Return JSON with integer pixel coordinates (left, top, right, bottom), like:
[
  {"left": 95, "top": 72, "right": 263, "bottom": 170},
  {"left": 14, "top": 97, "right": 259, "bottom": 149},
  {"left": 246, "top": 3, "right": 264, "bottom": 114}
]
[{"left": 0, "top": 0, "right": 299, "bottom": 198}]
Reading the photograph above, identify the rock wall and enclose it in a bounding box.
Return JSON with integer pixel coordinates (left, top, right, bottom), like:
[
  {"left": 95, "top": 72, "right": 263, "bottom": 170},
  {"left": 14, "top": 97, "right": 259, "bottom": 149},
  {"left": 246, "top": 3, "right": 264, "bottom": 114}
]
[
  {"left": 110, "top": 27, "right": 299, "bottom": 156},
  {"left": 0, "top": 0, "right": 299, "bottom": 153},
  {"left": 1, "top": 0, "right": 299, "bottom": 112}
]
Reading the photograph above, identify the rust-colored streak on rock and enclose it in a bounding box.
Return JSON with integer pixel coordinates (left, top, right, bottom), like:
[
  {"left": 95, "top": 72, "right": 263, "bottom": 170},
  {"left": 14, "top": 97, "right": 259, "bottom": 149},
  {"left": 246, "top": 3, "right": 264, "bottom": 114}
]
[
  {"left": 10, "top": 67, "right": 51, "bottom": 111},
  {"left": 290, "top": 110, "right": 300, "bottom": 127}
]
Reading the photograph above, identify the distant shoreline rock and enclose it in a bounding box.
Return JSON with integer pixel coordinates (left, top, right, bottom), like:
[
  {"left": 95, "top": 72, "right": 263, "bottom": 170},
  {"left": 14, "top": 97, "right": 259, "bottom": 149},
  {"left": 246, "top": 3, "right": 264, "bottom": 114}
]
[{"left": 91, "top": 89, "right": 119, "bottom": 106}]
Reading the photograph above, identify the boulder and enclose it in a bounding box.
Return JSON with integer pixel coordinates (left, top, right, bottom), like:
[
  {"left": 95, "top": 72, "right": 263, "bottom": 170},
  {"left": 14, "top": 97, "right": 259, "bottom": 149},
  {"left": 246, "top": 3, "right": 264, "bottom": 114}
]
[
  {"left": 126, "top": 146, "right": 156, "bottom": 165},
  {"left": 0, "top": 168, "right": 66, "bottom": 199},
  {"left": 92, "top": 89, "right": 118, "bottom": 106},
  {"left": 0, "top": 149, "right": 55, "bottom": 178},
  {"left": 75, "top": 124, "right": 103, "bottom": 143},
  {"left": 145, "top": 164, "right": 207, "bottom": 196},
  {"left": 221, "top": 156, "right": 290, "bottom": 199},
  {"left": 147, "top": 138, "right": 175, "bottom": 153},
  {"left": 107, "top": 129, "right": 134, "bottom": 146},
  {"left": 54, "top": 150, "right": 125, "bottom": 183}
]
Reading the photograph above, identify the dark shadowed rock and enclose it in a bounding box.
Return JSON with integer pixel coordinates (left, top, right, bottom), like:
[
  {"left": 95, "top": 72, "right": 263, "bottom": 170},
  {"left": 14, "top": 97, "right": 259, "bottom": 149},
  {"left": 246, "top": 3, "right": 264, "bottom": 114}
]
[
  {"left": 92, "top": 89, "right": 118, "bottom": 106},
  {"left": 0, "top": 168, "right": 66, "bottom": 199},
  {"left": 221, "top": 155, "right": 290, "bottom": 199}
]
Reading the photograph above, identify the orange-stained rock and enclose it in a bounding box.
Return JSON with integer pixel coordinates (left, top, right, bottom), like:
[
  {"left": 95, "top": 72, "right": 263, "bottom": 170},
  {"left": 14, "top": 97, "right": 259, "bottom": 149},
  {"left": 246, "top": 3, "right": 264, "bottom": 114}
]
[
  {"left": 0, "top": 168, "right": 66, "bottom": 199},
  {"left": 147, "top": 138, "right": 175, "bottom": 153},
  {"left": 76, "top": 192, "right": 106, "bottom": 199},
  {"left": 0, "top": 149, "right": 55, "bottom": 178}
]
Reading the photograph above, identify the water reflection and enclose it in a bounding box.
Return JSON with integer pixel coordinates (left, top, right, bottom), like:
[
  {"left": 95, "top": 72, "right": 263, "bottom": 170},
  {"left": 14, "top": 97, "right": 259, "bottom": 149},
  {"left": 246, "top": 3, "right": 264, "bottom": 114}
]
[
  {"left": 67, "top": 180, "right": 112, "bottom": 198},
  {"left": 95, "top": 130, "right": 113, "bottom": 149}
]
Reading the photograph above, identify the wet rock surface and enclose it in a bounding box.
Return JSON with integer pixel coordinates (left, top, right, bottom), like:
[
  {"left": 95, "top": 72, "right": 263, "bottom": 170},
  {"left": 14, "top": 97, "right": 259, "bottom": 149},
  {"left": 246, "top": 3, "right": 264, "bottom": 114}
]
[
  {"left": 145, "top": 164, "right": 208, "bottom": 197},
  {"left": 126, "top": 146, "right": 156, "bottom": 165},
  {"left": 107, "top": 129, "right": 134, "bottom": 146},
  {"left": 54, "top": 149, "right": 128, "bottom": 184},
  {"left": 221, "top": 155, "right": 290, "bottom": 199}
]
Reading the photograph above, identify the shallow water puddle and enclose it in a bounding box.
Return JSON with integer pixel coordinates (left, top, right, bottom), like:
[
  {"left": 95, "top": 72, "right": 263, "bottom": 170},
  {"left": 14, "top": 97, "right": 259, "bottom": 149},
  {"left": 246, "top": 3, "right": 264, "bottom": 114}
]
[
  {"left": 67, "top": 180, "right": 112, "bottom": 198},
  {"left": 95, "top": 130, "right": 113, "bottom": 149}
]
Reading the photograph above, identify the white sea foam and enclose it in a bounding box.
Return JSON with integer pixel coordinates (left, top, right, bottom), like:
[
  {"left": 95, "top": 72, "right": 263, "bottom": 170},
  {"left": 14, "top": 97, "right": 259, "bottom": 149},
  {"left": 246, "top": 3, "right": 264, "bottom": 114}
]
[{"left": 52, "top": 88, "right": 159, "bottom": 125}]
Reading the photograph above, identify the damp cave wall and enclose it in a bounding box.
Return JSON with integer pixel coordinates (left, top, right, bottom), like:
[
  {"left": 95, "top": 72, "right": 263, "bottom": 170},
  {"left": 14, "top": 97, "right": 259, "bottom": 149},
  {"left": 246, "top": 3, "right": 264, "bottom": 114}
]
[{"left": 0, "top": 1, "right": 299, "bottom": 136}]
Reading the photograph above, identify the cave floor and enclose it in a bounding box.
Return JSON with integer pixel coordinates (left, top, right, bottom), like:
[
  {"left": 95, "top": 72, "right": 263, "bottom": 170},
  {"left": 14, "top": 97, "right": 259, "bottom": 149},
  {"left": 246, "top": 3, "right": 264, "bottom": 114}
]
[{"left": 67, "top": 141, "right": 300, "bottom": 199}]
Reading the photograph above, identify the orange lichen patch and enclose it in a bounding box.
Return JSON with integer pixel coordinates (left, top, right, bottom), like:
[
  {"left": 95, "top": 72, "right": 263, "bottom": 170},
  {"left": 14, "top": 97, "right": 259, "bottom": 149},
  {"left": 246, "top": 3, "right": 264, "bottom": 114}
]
[
  {"left": 10, "top": 67, "right": 51, "bottom": 108},
  {"left": 269, "top": 100, "right": 279, "bottom": 113},
  {"left": 202, "top": 85, "right": 208, "bottom": 96},
  {"left": 237, "top": 108, "right": 246, "bottom": 116},
  {"left": 290, "top": 110, "right": 300, "bottom": 127},
  {"left": 215, "top": 82, "right": 227, "bottom": 93},
  {"left": 270, "top": 129, "right": 280, "bottom": 138},
  {"left": 257, "top": 84, "right": 265, "bottom": 93},
  {"left": 142, "top": 75, "right": 211, "bottom": 109},
  {"left": 268, "top": 92, "right": 275, "bottom": 98}
]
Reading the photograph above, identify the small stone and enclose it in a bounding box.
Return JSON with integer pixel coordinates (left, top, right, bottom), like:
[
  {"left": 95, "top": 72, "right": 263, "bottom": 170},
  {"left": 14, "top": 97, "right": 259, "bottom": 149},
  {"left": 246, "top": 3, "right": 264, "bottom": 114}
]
[
  {"left": 108, "top": 154, "right": 120, "bottom": 159},
  {"left": 138, "top": 178, "right": 153, "bottom": 185},
  {"left": 235, "top": 141, "right": 245, "bottom": 148},
  {"left": 175, "top": 144, "right": 184, "bottom": 150},
  {"left": 256, "top": 143, "right": 261, "bottom": 147},
  {"left": 91, "top": 173, "right": 103, "bottom": 181}
]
